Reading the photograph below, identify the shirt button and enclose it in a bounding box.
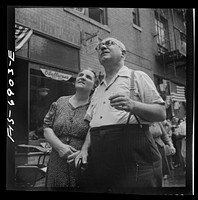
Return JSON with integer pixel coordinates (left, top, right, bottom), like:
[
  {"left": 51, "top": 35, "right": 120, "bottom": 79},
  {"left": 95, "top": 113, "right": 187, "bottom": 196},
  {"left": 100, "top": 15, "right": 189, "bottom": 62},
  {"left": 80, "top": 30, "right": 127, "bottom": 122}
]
[
  {"left": 103, "top": 101, "right": 105, "bottom": 104},
  {"left": 100, "top": 116, "right": 102, "bottom": 119},
  {"left": 66, "top": 137, "right": 70, "bottom": 143}
]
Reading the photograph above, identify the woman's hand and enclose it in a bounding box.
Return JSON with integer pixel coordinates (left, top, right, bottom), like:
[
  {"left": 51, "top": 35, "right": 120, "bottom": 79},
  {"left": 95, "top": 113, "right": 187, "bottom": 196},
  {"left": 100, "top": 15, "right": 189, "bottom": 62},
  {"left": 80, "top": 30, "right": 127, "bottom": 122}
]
[
  {"left": 58, "top": 144, "right": 78, "bottom": 159},
  {"left": 169, "top": 146, "right": 176, "bottom": 155},
  {"left": 67, "top": 150, "right": 80, "bottom": 163}
]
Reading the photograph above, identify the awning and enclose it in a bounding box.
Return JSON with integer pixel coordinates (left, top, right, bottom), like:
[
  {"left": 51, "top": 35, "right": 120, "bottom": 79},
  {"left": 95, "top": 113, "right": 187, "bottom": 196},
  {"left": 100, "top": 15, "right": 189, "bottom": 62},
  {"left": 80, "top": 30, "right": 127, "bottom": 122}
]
[{"left": 15, "top": 24, "right": 33, "bottom": 52}]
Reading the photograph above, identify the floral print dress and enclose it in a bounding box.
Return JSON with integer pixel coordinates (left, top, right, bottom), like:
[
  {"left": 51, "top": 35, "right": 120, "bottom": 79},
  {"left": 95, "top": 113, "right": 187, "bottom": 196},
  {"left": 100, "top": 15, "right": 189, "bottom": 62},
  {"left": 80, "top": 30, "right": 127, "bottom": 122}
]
[{"left": 43, "top": 96, "right": 90, "bottom": 189}]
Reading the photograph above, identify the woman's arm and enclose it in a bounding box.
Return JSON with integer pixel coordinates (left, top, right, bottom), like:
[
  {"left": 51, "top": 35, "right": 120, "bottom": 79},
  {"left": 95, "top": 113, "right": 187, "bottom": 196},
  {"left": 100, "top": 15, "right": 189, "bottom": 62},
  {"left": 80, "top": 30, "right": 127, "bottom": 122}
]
[
  {"left": 159, "top": 123, "right": 176, "bottom": 154},
  {"left": 44, "top": 127, "right": 78, "bottom": 158}
]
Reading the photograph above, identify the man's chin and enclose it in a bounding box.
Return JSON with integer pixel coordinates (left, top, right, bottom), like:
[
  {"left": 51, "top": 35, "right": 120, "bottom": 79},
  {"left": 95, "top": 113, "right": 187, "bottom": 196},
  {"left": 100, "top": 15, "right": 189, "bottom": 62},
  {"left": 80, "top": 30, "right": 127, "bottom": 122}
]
[{"left": 100, "top": 56, "right": 110, "bottom": 63}]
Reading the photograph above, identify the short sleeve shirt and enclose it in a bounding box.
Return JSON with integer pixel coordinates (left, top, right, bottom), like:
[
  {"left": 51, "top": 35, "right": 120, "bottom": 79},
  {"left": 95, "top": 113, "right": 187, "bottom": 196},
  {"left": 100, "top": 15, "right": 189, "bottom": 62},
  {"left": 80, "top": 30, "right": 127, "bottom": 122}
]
[{"left": 85, "top": 66, "right": 164, "bottom": 128}]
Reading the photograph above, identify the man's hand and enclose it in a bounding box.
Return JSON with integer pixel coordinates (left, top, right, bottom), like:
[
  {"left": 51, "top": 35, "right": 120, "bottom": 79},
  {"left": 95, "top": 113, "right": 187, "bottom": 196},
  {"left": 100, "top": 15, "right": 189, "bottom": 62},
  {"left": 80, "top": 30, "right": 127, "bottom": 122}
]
[
  {"left": 109, "top": 93, "right": 135, "bottom": 113},
  {"left": 75, "top": 149, "right": 88, "bottom": 168}
]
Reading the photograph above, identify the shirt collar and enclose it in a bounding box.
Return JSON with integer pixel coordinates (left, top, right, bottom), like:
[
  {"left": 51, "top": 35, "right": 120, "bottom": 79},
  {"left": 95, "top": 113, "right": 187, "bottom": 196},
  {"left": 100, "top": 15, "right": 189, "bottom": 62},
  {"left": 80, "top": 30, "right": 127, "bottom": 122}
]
[{"left": 100, "top": 65, "right": 130, "bottom": 85}]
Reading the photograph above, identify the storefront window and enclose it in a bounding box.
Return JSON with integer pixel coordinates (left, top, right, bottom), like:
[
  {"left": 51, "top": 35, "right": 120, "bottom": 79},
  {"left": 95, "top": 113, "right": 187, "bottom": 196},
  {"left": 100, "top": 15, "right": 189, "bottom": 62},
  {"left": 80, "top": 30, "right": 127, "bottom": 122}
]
[
  {"left": 15, "top": 33, "right": 80, "bottom": 147},
  {"left": 29, "top": 63, "right": 76, "bottom": 144}
]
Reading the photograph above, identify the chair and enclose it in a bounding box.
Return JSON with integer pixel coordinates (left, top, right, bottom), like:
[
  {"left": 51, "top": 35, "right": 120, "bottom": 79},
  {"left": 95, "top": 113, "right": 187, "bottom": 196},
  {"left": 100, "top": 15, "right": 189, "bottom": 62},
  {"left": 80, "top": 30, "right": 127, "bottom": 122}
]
[
  {"left": 15, "top": 165, "right": 46, "bottom": 188},
  {"left": 15, "top": 150, "right": 50, "bottom": 189}
]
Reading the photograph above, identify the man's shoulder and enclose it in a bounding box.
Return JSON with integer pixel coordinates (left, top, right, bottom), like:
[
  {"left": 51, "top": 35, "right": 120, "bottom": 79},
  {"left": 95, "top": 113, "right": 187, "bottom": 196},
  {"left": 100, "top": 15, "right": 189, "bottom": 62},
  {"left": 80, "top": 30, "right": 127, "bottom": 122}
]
[
  {"left": 134, "top": 70, "right": 149, "bottom": 77},
  {"left": 126, "top": 67, "right": 148, "bottom": 76},
  {"left": 127, "top": 68, "right": 150, "bottom": 81}
]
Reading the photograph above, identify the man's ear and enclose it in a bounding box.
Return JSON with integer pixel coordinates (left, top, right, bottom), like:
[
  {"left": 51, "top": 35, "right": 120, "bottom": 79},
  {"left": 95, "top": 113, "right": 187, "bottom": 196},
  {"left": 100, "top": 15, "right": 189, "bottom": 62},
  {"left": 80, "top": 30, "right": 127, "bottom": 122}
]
[{"left": 121, "top": 50, "right": 126, "bottom": 57}]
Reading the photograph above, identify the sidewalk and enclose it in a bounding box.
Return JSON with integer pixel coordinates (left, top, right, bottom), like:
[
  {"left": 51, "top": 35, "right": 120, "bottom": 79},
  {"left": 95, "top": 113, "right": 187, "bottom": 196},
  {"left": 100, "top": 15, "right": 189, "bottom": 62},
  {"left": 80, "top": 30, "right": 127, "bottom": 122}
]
[
  {"left": 163, "top": 167, "right": 186, "bottom": 187},
  {"left": 34, "top": 166, "right": 186, "bottom": 190}
]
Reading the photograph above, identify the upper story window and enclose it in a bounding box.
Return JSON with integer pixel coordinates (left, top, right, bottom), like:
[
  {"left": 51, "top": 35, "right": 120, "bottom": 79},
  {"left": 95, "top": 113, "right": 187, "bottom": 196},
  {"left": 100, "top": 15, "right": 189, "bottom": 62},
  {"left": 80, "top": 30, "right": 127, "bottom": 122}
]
[
  {"left": 178, "top": 31, "right": 186, "bottom": 56},
  {"left": 72, "top": 7, "right": 108, "bottom": 25},
  {"left": 155, "top": 10, "right": 170, "bottom": 54},
  {"left": 73, "top": 8, "right": 85, "bottom": 14},
  {"left": 132, "top": 8, "right": 140, "bottom": 27}
]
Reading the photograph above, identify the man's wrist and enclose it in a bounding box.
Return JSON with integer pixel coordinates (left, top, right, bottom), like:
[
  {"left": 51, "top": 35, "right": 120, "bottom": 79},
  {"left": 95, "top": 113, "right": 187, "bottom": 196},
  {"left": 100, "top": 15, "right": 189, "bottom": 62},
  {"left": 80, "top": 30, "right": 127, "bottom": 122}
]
[{"left": 130, "top": 100, "right": 137, "bottom": 114}]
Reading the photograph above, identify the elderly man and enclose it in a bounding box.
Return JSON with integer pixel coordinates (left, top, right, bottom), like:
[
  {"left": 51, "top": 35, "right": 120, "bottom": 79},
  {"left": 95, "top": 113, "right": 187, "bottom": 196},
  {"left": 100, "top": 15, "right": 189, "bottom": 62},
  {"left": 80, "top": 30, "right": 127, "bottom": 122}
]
[{"left": 75, "top": 37, "right": 166, "bottom": 193}]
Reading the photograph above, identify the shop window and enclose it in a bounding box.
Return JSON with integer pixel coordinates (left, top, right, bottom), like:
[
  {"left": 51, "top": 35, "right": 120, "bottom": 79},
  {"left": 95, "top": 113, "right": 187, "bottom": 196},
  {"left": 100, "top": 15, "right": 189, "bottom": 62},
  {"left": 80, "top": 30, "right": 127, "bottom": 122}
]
[
  {"left": 15, "top": 32, "right": 80, "bottom": 147},
  {"left": 132, "top": 8, "right": 140, "bottom": 27},
  {"left": 29, "top": 63, "right": 76, "bottom": 143},
  {"left": 155, "top": 10, "right": 170, "bottom": 54}
]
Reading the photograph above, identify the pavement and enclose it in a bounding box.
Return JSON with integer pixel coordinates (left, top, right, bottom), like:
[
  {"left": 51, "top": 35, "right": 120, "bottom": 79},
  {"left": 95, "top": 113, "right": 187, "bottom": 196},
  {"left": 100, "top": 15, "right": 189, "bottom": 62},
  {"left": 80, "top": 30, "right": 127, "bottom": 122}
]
[
  {"left": 34, "top": 167, "right": 186, "bottom": 189},
  {"left": 163, "top": 167, "right": 186, "bottom": 187}
]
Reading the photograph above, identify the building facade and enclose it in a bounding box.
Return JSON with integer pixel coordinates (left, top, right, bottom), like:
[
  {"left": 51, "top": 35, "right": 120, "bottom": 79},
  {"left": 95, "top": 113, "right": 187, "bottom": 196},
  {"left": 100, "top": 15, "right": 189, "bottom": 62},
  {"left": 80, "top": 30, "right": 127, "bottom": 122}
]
[{"left": 13, "top": 7, "right": 187, "bottom": 152}]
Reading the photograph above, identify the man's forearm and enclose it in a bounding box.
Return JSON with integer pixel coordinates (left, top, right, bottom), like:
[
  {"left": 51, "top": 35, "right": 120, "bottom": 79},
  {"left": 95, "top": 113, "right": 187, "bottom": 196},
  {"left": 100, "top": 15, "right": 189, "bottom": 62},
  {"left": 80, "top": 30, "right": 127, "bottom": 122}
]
[
  {"left": 133, "top": 101, "right": 166, "bottom": 122},
  {"left": 81, "top": 128, "right": 91, "bottom": 152}
]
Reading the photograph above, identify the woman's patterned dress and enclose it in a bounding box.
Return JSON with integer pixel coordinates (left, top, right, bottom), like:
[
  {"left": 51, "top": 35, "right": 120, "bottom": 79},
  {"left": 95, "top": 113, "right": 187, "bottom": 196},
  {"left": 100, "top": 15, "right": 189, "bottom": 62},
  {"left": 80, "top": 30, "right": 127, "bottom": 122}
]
[{"left": 43, "top": 96, "right": 90, "bottom": 189}]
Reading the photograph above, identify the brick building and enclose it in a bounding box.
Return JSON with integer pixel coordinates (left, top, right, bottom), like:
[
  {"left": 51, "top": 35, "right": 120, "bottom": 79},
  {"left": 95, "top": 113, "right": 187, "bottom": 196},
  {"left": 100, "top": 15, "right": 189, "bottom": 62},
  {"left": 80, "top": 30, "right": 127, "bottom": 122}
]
[
  {"left": 12, "top": 8, "right": 187, "bottom": 187},
  {"left": 14, "top": 8, "right": 186, "bottom": 145}
]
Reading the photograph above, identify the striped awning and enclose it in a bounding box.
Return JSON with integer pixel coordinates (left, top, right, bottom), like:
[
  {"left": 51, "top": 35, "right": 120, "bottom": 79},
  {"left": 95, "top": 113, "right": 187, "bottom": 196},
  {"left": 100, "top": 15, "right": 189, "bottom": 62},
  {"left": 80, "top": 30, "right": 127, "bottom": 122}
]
[{"left": 15, "top": 24, "right": 33, "bottom": 52}]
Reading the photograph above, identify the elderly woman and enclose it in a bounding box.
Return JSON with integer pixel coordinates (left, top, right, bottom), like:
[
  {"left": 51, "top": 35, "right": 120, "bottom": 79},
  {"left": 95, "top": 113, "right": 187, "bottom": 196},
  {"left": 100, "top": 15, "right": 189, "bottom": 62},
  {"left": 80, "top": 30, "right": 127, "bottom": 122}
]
[{"left": 43, "top": 69, "right": 97, "bottom": 190}]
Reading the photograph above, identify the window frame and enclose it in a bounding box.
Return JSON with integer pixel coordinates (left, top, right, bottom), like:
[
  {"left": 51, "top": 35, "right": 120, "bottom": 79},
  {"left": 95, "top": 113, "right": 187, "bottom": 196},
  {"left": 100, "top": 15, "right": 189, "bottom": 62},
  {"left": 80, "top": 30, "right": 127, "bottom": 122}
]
[
  {"left": 154, "top": 10, "right": 170, "bottom": 54},
  {"left": 71, "top": 7, "right": 108, "bottom": 25},
  {"left": 132, "top": 8, "right": 140, "bottom": 27}
]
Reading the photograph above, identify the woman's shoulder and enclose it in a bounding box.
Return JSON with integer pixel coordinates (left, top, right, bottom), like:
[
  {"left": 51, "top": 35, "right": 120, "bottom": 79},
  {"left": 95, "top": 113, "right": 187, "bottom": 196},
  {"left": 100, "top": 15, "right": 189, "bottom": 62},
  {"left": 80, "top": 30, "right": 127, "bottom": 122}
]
[{"left": 56, "top": 95, "right": 72, "bottom": 103}]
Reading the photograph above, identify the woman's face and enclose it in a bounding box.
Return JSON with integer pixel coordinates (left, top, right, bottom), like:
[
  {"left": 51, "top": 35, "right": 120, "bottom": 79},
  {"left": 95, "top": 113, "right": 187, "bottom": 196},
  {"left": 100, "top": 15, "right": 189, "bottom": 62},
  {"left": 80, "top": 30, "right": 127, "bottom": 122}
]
[{"left": 75, "top": 69, "right": 95, "bottom": 93}]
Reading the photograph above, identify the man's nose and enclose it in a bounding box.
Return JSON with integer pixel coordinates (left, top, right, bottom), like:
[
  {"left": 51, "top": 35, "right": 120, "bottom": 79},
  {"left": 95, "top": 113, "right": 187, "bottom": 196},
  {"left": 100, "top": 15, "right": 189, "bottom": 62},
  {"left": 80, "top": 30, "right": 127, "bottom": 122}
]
[
  {"left": 100, "top": 43, "right": 107, "bottom": 50},
  {"left": 80, "top": 76, "right": 86, "bottom": 80}
]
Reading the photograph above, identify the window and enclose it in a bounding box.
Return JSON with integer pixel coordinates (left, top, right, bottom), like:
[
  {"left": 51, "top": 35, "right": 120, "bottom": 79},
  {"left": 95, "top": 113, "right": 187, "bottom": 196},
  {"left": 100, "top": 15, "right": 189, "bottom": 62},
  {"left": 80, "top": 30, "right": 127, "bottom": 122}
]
[
  {"left": 15, "top": 33, "right": 79, "bottom": 145},
  {"left": 88, "top": 8, "right": 107, "bottom": 25},
  {"left": 132, "top": 8, "right": 140, "bottom": 27},
  {"left": 155, "top": 10, "right": 170, "bottom": 54},
  {"left": 29, "top": 63, "right": 76, "bottom": 142},
  {"left": 180, "top": 31, "right": 186, "bottom": 56},
  {"left": 73, "top": 8, "right": 85, "bottom": 14},
  {"left": 71, "top": 8, "right": 108, "bottom": 25}
]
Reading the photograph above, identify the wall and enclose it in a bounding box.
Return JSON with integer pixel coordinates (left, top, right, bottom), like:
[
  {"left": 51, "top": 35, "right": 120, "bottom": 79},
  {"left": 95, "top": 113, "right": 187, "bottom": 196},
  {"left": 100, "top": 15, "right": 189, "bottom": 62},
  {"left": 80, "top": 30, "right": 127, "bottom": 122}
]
[{"left": 15, "top": 8, "right": 186, "bottom": 85}]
